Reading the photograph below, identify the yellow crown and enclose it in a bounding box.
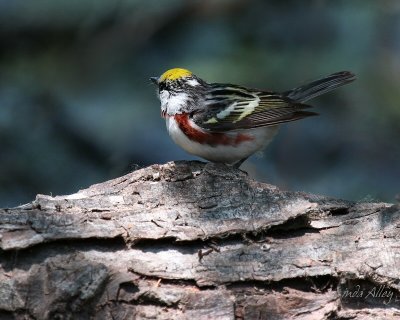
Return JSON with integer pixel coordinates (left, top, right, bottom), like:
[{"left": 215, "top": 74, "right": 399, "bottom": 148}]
[{"left": 159, "top": 68, "right": 192, "bottom": 82}]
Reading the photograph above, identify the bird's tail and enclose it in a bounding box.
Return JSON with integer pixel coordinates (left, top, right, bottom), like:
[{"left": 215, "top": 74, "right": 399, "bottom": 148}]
[{"left": 284, "top": 71, "right": 356, "bottom": 103}]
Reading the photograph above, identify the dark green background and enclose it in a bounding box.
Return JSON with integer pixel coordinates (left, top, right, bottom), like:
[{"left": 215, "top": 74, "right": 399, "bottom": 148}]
[{"left": 1, "top": 0, "right": 399, "bottom": 207}]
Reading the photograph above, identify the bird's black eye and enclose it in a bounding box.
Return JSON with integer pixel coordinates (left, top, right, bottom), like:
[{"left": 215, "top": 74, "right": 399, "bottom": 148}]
[{"left": 159, "top": 82, "right": 167, "bottom": 91}]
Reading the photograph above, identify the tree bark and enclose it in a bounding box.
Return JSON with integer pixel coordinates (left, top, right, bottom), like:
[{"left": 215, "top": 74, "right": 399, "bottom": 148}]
[{"left": 1, "top": 161, "right": 399, "bottom": 319}]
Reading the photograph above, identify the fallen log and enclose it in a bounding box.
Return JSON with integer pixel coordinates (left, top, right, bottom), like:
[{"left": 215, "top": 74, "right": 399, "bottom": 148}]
[{"left": 1, "top": 161, "right": 399, "bottom": 319}]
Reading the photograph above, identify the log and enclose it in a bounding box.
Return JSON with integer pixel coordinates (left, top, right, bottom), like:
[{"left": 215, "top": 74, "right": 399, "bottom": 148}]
[{"left": 0, "top": 161, "right": 399, "bottom": 319}]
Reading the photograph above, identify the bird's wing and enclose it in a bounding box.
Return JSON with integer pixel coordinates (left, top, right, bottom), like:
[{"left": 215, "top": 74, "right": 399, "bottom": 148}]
[{"left": 193, "top": 84, "right": 317, "bottom": 131}]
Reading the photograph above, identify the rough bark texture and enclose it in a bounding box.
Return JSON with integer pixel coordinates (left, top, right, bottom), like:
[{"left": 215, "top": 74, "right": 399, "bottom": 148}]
[{"left": 1, "top": 161, "right": 399, "bottom": 319}]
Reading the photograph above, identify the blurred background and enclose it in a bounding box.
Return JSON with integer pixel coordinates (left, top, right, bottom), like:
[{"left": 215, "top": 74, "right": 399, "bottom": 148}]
[{"left": 0, "top": 0, "right": 399, "bottom": 207}]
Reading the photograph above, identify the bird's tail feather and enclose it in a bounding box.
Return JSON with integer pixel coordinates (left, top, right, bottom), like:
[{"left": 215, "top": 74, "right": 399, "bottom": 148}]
[{"left": 284, "top": 71, "right": 356, "bottom": 103}]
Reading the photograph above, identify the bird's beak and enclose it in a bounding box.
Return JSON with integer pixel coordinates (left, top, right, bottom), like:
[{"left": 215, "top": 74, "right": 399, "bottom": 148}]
[{"left": 150, "top": 77, "right": 158, "bottom": 85}]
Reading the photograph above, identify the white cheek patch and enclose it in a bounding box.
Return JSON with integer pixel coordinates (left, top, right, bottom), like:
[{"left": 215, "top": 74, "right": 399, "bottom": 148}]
[
  {"left": 159, "top": 90, "right": 189, "bottom": 115},
  {"left": 165, "top": 93, "right": 189, "bottom": 115},
  {"left": 159, "top": 90, "right": 169, "bottom": 112},
  {"left": 159, "top": 90, "right": 169, "bottom": 102}
]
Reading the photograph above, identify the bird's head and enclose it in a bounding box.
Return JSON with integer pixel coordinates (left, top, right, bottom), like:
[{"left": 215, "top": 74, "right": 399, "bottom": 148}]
[{"left": 151, "top": 68, "right": 205, "bottom": 116}]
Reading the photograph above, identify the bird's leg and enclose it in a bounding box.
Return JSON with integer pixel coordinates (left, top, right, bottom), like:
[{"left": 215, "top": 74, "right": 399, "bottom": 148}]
[{"left": 233, "top": 157, "right": 249, "bottom": 169}]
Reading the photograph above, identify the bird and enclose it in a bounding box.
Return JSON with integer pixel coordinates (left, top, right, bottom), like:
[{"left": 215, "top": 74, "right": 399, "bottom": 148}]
[{"left": 150, "top": 68, "right": 355, "bottom": 168}]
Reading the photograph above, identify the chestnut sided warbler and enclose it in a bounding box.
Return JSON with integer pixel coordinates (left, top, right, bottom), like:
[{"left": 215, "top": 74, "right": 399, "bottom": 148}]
[{"left": 151, "top": 68, "right": 355, "bottom": 167}]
